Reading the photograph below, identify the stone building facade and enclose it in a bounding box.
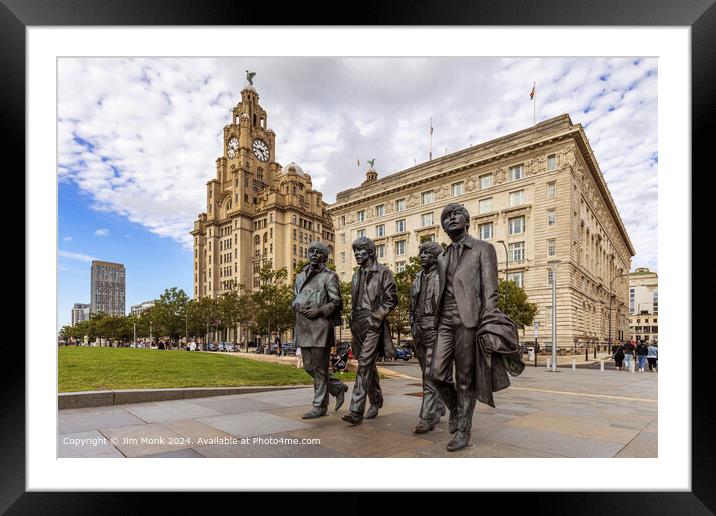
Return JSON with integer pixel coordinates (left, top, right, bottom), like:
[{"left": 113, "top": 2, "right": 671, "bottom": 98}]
[
  {"left": 192, "top": 83, "right": 334, "bottom": 301},
  {"left": 328, "top": 115, "right": 635, "bottom": 350},
  {"left": 628, "top": 267, "right": 658, "bottom": 343}
]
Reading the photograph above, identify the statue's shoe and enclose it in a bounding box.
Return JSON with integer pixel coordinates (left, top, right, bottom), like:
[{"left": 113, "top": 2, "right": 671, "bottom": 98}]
[
  {"left": 365, "top": 405, "right": 380, "bottom": 419},
  {"left": 413, "top": 418, "right": 438, "bottom": 434},
  {"left": 334, "top": 384, "right": 348, "bottom": 411},
  {"left": 341, "top": 412, "right": 363, "bottom": 425},
  {"left": 446, "top": 431, "right": 471, "bottom": 452},
  {"left": 301, "top": 408, "right": 327, "bottom": 419}
]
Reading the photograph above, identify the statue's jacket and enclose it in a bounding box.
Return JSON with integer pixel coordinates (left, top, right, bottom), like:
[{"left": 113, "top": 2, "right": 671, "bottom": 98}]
[
  {"left": 350, "top": 260, "right": 397, "bottom": 358},
  {"left": 409, "top": 268, "right": 440, "bottom": 330},
  {"left": 292, "top": 264, "right": 342, "bottom": 349},
  {"left": 436, "top": 234, "right": 525, "bottom": 407}
]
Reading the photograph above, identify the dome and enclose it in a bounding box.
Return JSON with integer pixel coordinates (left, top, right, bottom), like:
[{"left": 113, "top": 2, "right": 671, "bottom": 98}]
[
  {"left": 282, "top": 162, "right": 305, "bottom": 177},
  {"left": 266, "top": 128, "right": 275, "bottom": 134}
]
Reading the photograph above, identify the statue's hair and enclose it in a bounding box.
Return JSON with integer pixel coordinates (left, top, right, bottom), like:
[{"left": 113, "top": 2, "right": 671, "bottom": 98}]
[
  {"left": 307, "top": 240, "right": 330, "bottom": 262},
  {"left": 352, "top": 236, "right": 376, "bottom": 256},
  {"left": 440, "top": 203, "right": 471, "bottom": 230},
  {"left": 419, "top": 240, "right": 443, "bottom": 257}
]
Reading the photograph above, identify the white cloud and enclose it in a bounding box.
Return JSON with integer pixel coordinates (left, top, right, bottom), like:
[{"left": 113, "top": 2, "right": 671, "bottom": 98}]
[
  {"left": 59, "top": 57, "right": 657, "bottom": 270},
  {"left": 58, "top": 250, "right": 95, "bottom": 262},
  {"left": 94, "top": 228, "right": 110, "bottom": 237}
]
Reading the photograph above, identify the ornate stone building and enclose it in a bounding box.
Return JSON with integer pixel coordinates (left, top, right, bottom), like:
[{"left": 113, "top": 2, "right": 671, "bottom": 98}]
[
  {"left": 628, "top": 267, "right": 658, "bottom": 343},
  {"left": 328, "top": 115, "right": 635, "bottom": 350},
  {"left": 192, "top": 83, "right": 334, "bottom": 300}
]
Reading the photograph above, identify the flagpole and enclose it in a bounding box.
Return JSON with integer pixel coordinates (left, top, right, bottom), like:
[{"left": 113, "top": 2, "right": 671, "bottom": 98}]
[
  {"left": 429, "top": 117, "right": 433, "bottom": 161},
  {"left": 533, "top": 82, "right": 536, "bottom": 126}
]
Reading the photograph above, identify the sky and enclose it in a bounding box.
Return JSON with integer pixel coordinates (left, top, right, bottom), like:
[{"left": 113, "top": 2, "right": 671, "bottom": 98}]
[{"left": 57, "top": 57, "right": 658, "bottom": 329}]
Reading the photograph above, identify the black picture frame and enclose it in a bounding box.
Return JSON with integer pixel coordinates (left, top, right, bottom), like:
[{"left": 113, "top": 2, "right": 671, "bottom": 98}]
[{"left": 3, "top": 0, "right": 709, "bottom": 512}]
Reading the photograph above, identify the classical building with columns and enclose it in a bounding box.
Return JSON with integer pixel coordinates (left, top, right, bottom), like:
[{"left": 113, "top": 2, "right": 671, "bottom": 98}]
[
  {"left": 628, "top": 267, "right": 658, "bottom": 343},
  {"left": 328, "top": 115, "right": 635, "bottom": 350},
  {"left": 191, "top": 83, "right": 335, "bottom": 301}
]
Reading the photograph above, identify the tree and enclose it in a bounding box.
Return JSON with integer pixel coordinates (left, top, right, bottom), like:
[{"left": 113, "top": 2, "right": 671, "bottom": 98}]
[
  {"left": 389, "top": 256, "right": 422, "bottom": 345},
  {"left": 498, "top": 279, "right": 538, "bottom": 330},
  {"left": 252, "top": 260, "right": 295, "bottom": 341},
  {"left": 152, "top": 287, "right": 189, "bottom": 344}
]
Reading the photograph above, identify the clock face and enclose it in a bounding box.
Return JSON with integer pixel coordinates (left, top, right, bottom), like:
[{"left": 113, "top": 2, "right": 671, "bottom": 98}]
[
  {"left": 227, "top": 136, "right": 239, "bottom": 159},
  {"left": 252, "top": 138, "right": 270, "bottom": 162}
]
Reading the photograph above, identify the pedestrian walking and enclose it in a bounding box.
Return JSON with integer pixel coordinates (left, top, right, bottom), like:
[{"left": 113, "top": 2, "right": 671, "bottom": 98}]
[
  {"left": 613, "top": 340, "right": 625, "bottom": 371},
  {"left": 636, "top": 339, "right": 649, "bottom": 372},
  {"left": 647, "top": 341, "right": 658, "bottom": 371},
  {"left": 622, "top": 339, "right": 636, "bottom": 371}
]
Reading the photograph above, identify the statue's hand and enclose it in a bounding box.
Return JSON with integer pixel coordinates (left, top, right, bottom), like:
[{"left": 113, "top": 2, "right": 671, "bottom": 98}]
[{"left": 302, "top": 307, "right": 322, "bottom": 319}]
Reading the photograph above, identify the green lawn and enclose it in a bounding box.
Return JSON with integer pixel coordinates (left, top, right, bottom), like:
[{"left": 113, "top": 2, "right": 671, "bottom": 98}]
[{"left": 58, "top": 347, "right": 326, "bottom": 392}]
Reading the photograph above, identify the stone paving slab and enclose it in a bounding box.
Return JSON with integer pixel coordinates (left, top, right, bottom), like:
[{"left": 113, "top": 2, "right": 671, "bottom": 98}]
[
  {"left": 122, "top": 400, "right": 224, "bottom": 424},
  {"left": 59, "top": 405, "right": 148, "bottom": 435},
  {"left": 57, "top": 369, "right": 657, "bottom": 459},
  {"left": 196, "top": 411, "right": 313, "bottom": 438}
]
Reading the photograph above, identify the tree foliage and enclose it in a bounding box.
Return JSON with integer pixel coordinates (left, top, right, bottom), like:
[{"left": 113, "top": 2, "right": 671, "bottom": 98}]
[
  {"left": 389, "top": 256, "right": 422, "bottom": 344},
  {"left": 252, "top": 260, "right": 295, "bottom": 339},
  {"left": 498, "top": 279, "right": 538, "bottom": 329}
]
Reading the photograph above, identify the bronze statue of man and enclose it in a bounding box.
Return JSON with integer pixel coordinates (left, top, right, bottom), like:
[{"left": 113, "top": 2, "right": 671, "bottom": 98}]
[
  {"left": 342, "top": 236, "right": 397, "bottom": 425},
  {"left": 292, "top": 241, "right": 348, "bottom": 419},
  {"left": 427, "top": 203, "right": 524, "bottom": 451},
  {"left": 409, "top": 240, "right": 449, "bottom": 434}
]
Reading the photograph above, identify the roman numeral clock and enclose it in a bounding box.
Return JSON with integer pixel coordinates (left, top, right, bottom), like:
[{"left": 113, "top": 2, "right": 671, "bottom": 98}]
[{"left": 252, "top": 138, "right": 270, "bottom": 162}]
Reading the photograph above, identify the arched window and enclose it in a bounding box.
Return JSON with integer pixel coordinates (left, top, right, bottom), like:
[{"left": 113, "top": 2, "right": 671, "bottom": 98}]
[{"left": 254, "top": 235, "right": 260, "bottom": 246}]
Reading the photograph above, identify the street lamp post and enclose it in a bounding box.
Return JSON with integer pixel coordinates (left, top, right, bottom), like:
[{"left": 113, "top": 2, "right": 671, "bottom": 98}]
[
  {"left": 608, "top": 273, "right": 630, "bottom": 351},
  {"left": 548, "top": 260, "right": 561, "bottom": 372},
  {"left": 149, "top": 321, "right": 152, "bottom": 349},
  {"left": 496, "top": 240, "right": 509, "bottom": 281}
]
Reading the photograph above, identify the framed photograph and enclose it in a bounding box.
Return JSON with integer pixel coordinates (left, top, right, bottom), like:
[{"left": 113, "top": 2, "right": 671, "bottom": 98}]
[{"left": 5, "top": 0, "right": 710, "bottom": 511}]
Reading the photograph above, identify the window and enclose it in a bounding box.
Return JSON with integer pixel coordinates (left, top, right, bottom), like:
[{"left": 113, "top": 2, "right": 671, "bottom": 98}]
[
  {"left": 340, "top": 252, "right": 345, "bottom": 264},
  {"left": 479, "top": 222, "right": 493, "bottom": 240},
  {"left": 395, "top": 240, "right": 406, "bottom": 255},
  {"left": 547, "top": 209, "right": 556, "bottom": 226},
  {"left": 508, "top": 216, "right": 525, "bottom": 235},
  {"left": 340, "top": 233, "right": 346, "bottom": 244},
  {"left": 509, "top": 241, "right": 525, "bottom": 262},
  {"left": 452, "top": 182, "right": 464, "bottom": 196},
  {"left": 507, "top": 271, "right": 524, "bottom": 288},
  {"left": 395, "top": 198, "right": 406, "bottom": 212},
  {"left": 548, "top": 239, "right": 556, "bottom": 256},
  {"left": 653, "top": 291, "right": 658, "bottom": 314},
  {"left": 421, "top": 212, "right": 434, "bottom": 227},
  {"left": 509, "top": 164, "right": 523, "bottom": 181},
  {"left": 547, "top": 154, "right": 557, "bottom": 171},
  {"left": 547, "top": 181, "right": 557, "bottom": 198},
  {"left": 357, "top": 210, "right": 365, "bottom": 222},
  {"left": 479, "top": 198, "right": 492, "bottom": 214},
  {"left": 356, "top": 229, "right": 365, "bottom": 238},
  {"left": 480, "top": 173, "right": 492, "bottom": 189},
  {"left": 421, "top": 191, "right": 434, "bottom": 205},
  {"left": 376, "top": 244, "right": 385, "bottom": 258},
  {"left": 396, "top": 219, "right": 406, "bottom": 233},
  {"left": 376, "top": 204, "right": 385, "bottom": 217},
  {"left": 509, "top": 190, "right": 524, "bottom": 207},
  {"left": 420, "top": 234, "right": 436, "bottom": 243},
  {"left": 396, "top": 261, "right": 406, "bottom": 273},
  {"left": 376, "top": 224, "right": 385, "bottom": 237}
]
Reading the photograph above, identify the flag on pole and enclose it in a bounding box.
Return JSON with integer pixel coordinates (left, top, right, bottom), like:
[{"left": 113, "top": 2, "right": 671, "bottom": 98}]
[
  {"left": 530, "top": 82, "right": 536, "bottom": 100},
  {"left": 357, "top": 155, "right": 360, "bottom": 167},
  {"left": 430, "top": 118, "right": 433, "bottom": 135}
]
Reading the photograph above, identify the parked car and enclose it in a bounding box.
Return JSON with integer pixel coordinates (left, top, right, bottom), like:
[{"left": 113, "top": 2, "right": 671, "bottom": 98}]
[
  {"left": 401, "top": 339, "right": 415, "bottom": 351},
  {"left": 207, "top": 343, "right": 220, "bottom": 352},
  {"left": 393, "top": 346, "right": 413, "bottom": 361}
]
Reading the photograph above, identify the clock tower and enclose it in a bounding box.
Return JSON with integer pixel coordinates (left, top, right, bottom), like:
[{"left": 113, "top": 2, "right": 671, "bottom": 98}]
[{"left": 191, "top": 78, "right": 335, "bottom": 318}]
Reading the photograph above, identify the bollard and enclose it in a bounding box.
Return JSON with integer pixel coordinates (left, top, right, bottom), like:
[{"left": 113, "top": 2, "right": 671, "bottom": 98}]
[
  {"left": 546, "top": 357, "right": 551, "bottom": 369},
  {"left": 572, "top": 359, "right": 576, "bottom": 370},
  {"left": 630, "top": 360, "right": 636, "bottom": 373},
  {"left": 600, "top": 360, "right": 604, "bottom": 372},
  {"left": 585, "top": 348, "right": 588, "bottom": 361}
]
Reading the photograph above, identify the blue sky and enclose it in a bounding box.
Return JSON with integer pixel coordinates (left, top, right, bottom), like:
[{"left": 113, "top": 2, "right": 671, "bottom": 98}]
[{"left": 57, "top": 57, "right": 658, "bottom": 329}]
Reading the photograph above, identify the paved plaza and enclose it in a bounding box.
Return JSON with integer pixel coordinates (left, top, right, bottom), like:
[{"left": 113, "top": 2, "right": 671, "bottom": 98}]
[{"left": 58, "top": 363, "right": 657, "bottom": 458}]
